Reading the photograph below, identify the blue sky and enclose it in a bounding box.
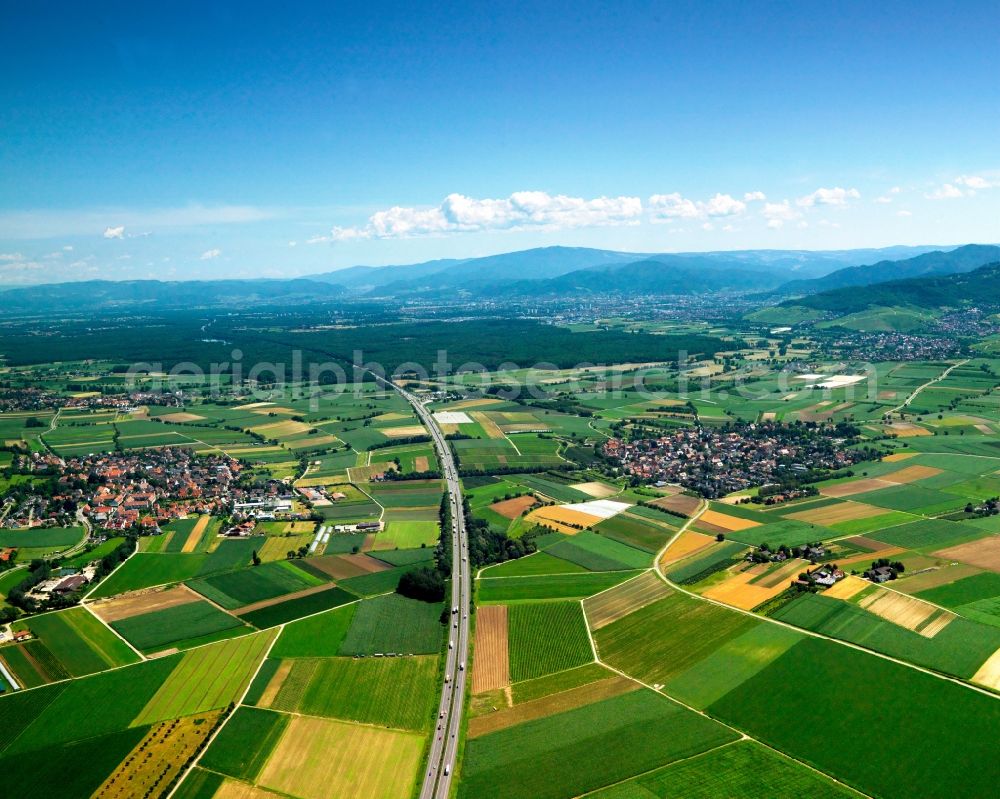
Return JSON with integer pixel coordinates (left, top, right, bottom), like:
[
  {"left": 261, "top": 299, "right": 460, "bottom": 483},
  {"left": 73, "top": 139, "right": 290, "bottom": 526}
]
[{"left": 2, "top": 0, "right": 999, "bottom": 283}]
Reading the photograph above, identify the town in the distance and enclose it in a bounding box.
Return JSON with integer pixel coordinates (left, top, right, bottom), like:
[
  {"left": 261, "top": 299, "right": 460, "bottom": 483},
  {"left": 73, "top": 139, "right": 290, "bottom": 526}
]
[{"left": 2, "top": 240, "right": 1000, "bottom": 799}]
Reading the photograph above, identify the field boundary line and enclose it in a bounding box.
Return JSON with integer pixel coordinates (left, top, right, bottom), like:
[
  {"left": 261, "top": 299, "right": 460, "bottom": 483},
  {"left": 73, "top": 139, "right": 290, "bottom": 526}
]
[
  {"left": 575, "top": 739, "right": 745, "bottom": 798},
  {"left": 652, "top": 501, "right": 1000, "bottom": 702},
  {"left": 592, "top": 635, "right": 875, "bottom": 799},
  {"left": 165, "top": 624, "right": 284, "bottom": 799},
  {"left": 479, "top": 567, "right": 646, "bottom": 581},
  {"left": 580, "top": 597, "right": 599, "bottom": 663},
  {"left": 80, "top": 599, "right": 146, "bottom": 661}
]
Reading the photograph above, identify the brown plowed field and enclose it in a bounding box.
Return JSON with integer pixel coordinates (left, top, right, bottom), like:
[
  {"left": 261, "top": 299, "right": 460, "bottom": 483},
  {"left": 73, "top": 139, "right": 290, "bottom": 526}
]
[
  {"left": 234, "top": 584, "right": 342, "bottom": 616},
  {"left": 787, "top": 501, "right": 887, "bottom": 526},
  {"left": 472, "top": 605, "right": 509, "bottom": 694},
  {"left": 934, "top": 536, "right": 1000, "bottom": 573},
  {"left": 648, "top": 494, "right": 701, "bottom": 517},
  {"left": 91, "top": 584, "right": 200, "bottom": 623},
  {"left": 489, "top": 495, "right": 539, "bottom": 519},
  {"left": 584, "top": 572, "right": 672, "bottom": 630},
  {"left": 306, "top": 553, "right": 390, "bottom": 579}
]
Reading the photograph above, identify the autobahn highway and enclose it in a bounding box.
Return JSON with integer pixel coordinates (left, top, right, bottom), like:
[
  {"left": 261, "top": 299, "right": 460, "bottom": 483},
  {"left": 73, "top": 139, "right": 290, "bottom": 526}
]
[{"left": 393, "top": 385, "right": 470, "bottom": 799}]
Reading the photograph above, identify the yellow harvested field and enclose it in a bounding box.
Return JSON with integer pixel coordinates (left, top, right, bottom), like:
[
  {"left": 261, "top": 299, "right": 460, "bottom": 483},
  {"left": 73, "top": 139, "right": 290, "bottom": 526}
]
[
  {"left": 660, "top": 531, "right": 715, "bottom": 567},
  {"left": 93, "top": 710, "right": 223, "bottom": 799},
  {"left": 181, "top": 514, "right": 213, "bottom": 553},
  {"left": 259, "top": 716, "right": 424, "bottom": 799},
  {"left": 884, "top": 464, "right": 943, "bottom": 483},
  {"left": 919, "top": 612, "right": 956, "bottom": 639},
  {"left": 529, "top": 505, "right": 604, "bottom": 529},
  {"left": 584, "top": 572, "right": 672, "bottom": 630},
  {"left": 700, "top": 509, "right": 761, "bottom": 532},
  {"left": 284, "top": 521, "right": 316, "bottom": 533},
  {"left": 570, "top": 481, "right": 619, "bottom": 499},
  {"left": 822, "top": 575, "right": 869, "bottom": 600},
  {"left": 820, "top": 477, "right": 898, "bottom": 498},
  {"left": 260, "top": 534, "right": 312, "bottom": 561},
  {"left": 381, "top": 425, "right": 427, "bottom": 438},
  {"left": 858, "top": 588, "right": 942, "bottom": 632},
  {"left": 787, "top": 501, "right": 888, "bottom": 526},
  {"left": 703, "top": 560, "right": 805, "bottom": 610},
  {"left": 257, "top": 659, "right": 293, "bottom": 708},
  {"left": 235, "top": 401, "right": 274, "bottom": 409},
  {"left": 887, "top": 422, "right": 933, "bottom": 437},
  {"left": 215, "top": 780, "right": 286, "bottom": 799},
  {"left": 159, "top": 412, "right": 206, "bottom": 423},
  {"left": 250, "top": 420, "right": 313, "bottom": 438},
  {"left": 447, "top": 398, "right": 506, "bottom": 410},
  {"left": 971, "top": 647, "right": 1000, "bottom": 691},
  {"left": 373, "top": 412, "right": 410, "bottom": 422},
  {"left": 472, "top": 605, "right": 509, "bottom": 693},
  {"left": 471, "top": 411, "right": 505, "bottom": 439},
  {"left": 469, "top": 676, "right": 635, "bottom": 738},
  {"left": 894, "top": 564, "right": 982, "bottom": 593},
  {"left": 883, "top": 451, "right": 919, "bottom": 462},
  {"left": 251, "top": 406, "right": 296, "bottom": 415}
]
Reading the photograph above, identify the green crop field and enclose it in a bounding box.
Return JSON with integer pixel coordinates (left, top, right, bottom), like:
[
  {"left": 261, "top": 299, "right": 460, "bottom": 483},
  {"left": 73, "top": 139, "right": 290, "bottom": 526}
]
[
  {"left": 338, "top": 593, "right": 444, "bottom": 655},
  {"left": 187, "top": 560, "right": 326, "bottom": 609},
  {"left": 459, "top": 689, "right": 738, "bottom": 799},
  {"left": 546, "top": 531, "right": 652, "bottom": 571},
  {"left": 133, "top": 630, "right": 276, "bottom": 725},
  {"left": 594, "top": 513, "right": 674, "bottom": 552},
  {"left": 481, "top": 551, "right": 587, "bottom": 577},
  {"left": 277, "top": 654, "right": 438, "bottom": 731},
  {"left": 0, "top": 726, "right": 148, "bottom": 799},
  {"left": 507, "top": 601, "right": 594, "bottom": 682},
  {"left": 708, "top": 637, "right": 1000, "bottom": 799},
  {"left": 4, "top": 655, "right": 178, "bottom": 755},
  {"left": 0, "top": 526, "right": 85, "bottom": 549},
  {"left": 595, "top": 592, "right": 759, "bottom": 685},
  {"left": 868, "top": 518, "right": 984, "bottom": 550},
  {"left": 16, "top": 606, "right": 139, "bottom": 676},
  {"left": 478, "top": 571, "right": 641, "bottom": 603},
  {"left": 111, "top": 599, "right": 247, "bottom": 652},
  {"left": 240, "top": 585, "right": 357, "bottom": 628},
  {"left": 376, "top": 520, "right": 440, "bottom": 549},
  {"left": 510, "top": 662, "right": 614, "bottom": 704},
  {"left": 199, "top": 706, "right": 288, "bottom": 782},
  {"left": 772, "top": 592, "right": 1000, "bottom": 679},
  {"left": 589, "top": 740, "right": 864, "bottom": 798},
  {"left": 271, "top": 602, "right": 358, "bottom": 657}
]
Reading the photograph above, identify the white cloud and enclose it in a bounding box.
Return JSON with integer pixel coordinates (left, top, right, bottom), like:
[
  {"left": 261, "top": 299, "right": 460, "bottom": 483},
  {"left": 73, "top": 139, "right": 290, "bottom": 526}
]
[
  {"left": 925, "top": 183, "right": 964, "bottom": 200},
  {"left": 648, "top": 192, "right": 746, "bottom": 223},
  {"left": 331, "top": 191, "right": 644, "bottom": 240},
  {"left": 796, "top": 187, "right": 861, "bottom": 207},
  {"left": 0, "top": 252, "right": 24, "bottom": 262},
  {"left": 200, "top": 248, "right": 222, "bottom": 260},
  {"left": 875, "top": 195, "right": 893, "bottom": 204},
  {"left": 897, "top": 210, "right": 913, "bottom": 217},
  {"left": 955, "top": 175, "right": 995, "bottom": 189},
  {"left": 306, "top": 235, "right": 331, "bottom": 245},
  {"left": 743, "top": 191, "right": 767, "bottom": 202},
  {"left": 288, "top": 241, "right": 297, "bottom": 247},
  {"left": 761, "top": 201, "right": 801, "bottom": 229},
  {"left": 63, "top": 245, "right": 74, "bottom": 251},
  {"left": 103, "top": 225, "right": 125, "bottom": 239}
]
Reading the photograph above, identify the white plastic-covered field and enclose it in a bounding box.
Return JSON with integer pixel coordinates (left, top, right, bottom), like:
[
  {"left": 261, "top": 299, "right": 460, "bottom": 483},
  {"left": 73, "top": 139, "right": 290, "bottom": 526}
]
[
  {"left": 433, "top": 411, "right": 474, "bottom": 424},
  {"left": 560, "top": 499, "right": 632, "bottom": 519}
]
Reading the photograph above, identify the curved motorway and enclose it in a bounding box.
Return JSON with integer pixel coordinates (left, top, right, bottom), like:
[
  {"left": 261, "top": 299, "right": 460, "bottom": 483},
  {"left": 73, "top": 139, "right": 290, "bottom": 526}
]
[{"left": 394, "top": 386, "right": 470, "bottom": 799}]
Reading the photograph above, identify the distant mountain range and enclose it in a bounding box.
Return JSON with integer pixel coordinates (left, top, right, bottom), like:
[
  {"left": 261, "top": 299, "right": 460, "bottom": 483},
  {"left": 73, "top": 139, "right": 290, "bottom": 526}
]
[
  {"left": 778, "top": 260, "right": 1000, "bottom": 315},
  {"left": 0, "top": 243, "right": 976, "bottom": 314},
  {"left": 773, "top": 244, "right": 1000, "bottom": 296}
]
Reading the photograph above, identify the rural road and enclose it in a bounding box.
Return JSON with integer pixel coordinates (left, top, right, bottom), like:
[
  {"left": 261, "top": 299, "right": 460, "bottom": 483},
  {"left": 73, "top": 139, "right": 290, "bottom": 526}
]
[
  {"left": 887, "top": 358, "right": 968, "bottom": 418},
  {"left": 389, "top": 383, "right": 470, "bottom": 799}
]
